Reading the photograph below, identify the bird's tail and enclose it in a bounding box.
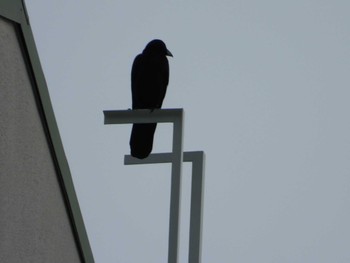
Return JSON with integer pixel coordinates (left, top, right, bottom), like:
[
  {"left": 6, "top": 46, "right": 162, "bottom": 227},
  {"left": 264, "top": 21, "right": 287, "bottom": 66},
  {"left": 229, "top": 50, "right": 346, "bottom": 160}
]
[{"left": 129, "top": 123, "right": 157, "bottom": 159}]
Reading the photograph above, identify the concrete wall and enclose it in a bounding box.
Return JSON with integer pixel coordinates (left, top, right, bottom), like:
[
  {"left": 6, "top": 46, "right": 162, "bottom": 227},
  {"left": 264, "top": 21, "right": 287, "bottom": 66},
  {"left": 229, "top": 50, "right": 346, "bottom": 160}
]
[{"left": 0, "top": 17, "right": 81, "bottom": 263}]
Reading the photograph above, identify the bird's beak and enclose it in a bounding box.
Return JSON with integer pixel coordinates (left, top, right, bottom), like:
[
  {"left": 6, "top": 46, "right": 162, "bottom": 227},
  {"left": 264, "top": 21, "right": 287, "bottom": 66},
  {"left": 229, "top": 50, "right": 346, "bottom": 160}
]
[{"left": 166, "top": 49, "right": 173, "bottom": 57}]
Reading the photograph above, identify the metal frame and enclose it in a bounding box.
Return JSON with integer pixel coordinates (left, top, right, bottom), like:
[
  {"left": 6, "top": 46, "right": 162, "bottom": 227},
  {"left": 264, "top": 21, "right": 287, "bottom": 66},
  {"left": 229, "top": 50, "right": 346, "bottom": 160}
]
[
  {"left": 124, "top": 151, "right": 205, "bottom": 263},
  {"left": 104, "top": 109, "right": 205, "bottom": 263},
  {"left": 104, "top": 109, "right": 183, "bottom": 263}
]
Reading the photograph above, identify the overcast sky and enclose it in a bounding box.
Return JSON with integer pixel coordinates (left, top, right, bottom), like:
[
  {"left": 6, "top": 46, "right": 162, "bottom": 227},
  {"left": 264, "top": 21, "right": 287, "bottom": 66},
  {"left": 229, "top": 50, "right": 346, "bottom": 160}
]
[{"left": 25, "top": 1, "right": 350, "bottom": 262}]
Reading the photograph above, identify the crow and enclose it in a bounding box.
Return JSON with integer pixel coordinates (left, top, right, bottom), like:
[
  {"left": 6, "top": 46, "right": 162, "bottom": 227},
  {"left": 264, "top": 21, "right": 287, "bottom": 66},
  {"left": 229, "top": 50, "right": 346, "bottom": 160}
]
[{"left": 129, "top": 39, "right": 173, "bottom": 159}]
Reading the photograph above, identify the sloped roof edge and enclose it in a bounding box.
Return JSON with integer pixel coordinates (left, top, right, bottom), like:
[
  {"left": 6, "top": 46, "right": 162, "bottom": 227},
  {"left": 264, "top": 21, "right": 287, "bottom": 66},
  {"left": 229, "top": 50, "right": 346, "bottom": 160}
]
[{"left": 0, "top": 1, "right": 94, "bottom": 262}]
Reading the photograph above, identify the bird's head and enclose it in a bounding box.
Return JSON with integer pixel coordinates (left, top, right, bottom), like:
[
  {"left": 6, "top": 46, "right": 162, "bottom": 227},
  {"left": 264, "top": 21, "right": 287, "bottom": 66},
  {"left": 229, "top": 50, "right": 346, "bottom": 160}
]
[{"left": 143, "top": 39, "right": 173, "bottom": 57}]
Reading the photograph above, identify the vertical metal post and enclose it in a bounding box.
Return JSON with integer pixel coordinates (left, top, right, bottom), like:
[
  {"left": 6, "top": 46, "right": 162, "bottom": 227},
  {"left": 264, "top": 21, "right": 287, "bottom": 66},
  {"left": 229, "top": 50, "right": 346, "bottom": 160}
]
[
  {"left": 188, "top": 152, "right": 205, "bottom": 263},
  {"left": 168, "top": 113, "right": 183, "bottom": 263}
]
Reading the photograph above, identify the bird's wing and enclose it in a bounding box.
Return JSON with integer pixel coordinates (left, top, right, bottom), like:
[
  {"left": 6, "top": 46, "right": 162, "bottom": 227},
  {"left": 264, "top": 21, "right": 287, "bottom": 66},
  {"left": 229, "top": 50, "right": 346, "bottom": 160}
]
[{"left": 131, "top": 54, "right": 143, "bottom": 109}]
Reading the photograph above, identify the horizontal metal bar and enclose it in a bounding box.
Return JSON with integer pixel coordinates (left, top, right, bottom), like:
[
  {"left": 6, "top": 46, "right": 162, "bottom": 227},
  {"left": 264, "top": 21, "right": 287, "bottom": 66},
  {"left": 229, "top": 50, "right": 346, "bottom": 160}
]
[
  {"left": 104, "top": 108, "right": 184, "bottom": 125},
  {"left": 124, "top": 152, "right": 173, "bottom": 164},
  {"left": 124, "top": 151, "right": 204, "bottom": 165}
]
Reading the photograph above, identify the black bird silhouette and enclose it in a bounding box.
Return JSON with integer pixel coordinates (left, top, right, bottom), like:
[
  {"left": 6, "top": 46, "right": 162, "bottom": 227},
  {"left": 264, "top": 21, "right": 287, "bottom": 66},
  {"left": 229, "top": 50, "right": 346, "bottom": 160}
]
[{"left": 129, "top": 39, "right": 173, "bottom": 159}]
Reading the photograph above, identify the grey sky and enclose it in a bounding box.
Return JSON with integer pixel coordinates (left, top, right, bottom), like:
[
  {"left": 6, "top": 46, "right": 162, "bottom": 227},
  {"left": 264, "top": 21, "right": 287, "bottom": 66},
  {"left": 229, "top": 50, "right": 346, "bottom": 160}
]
[{"left": 26, "top": 1, "right": 350, "bottom": 262}]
